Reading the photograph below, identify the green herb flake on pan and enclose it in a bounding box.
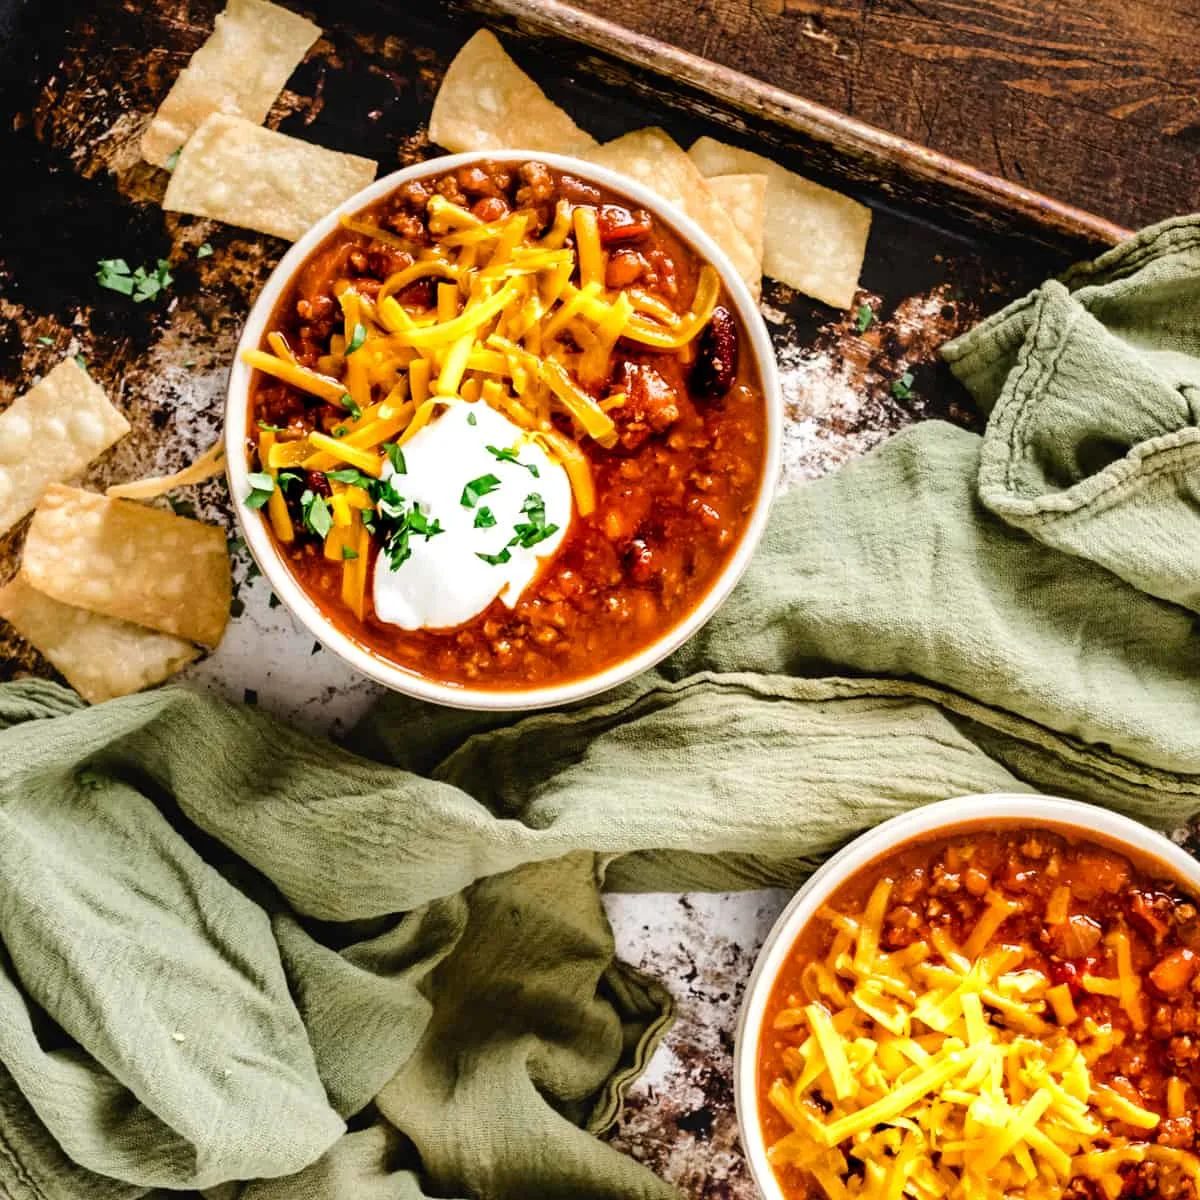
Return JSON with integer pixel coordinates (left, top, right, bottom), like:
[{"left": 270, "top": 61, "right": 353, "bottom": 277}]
[
  {"left": 855, "top": 303, "right": 874, "bottom": 334},
  {"left": 892, "top": 371, "right": 915, "bottom": 400},
  {"left": 196, "top": 242, "right": 214, "bottom": 259}
]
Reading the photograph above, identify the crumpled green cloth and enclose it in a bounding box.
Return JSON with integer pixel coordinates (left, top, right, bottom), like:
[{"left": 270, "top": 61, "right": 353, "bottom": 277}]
[{"left": 2, "top": 215, "right": 1200, "bottom": 1200}]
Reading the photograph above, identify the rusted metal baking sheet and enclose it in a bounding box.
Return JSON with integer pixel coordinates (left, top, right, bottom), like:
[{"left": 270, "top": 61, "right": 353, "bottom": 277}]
[{"left": 0, "top": 0, "right": 1131, "bottom": 1194}]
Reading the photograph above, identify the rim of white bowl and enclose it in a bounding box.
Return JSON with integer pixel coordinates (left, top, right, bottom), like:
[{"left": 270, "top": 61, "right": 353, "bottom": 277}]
[
  {"left": 733, "top": 793, "right": 1200, "bottom": 1200},
  {"left": 226, "top": 150, "right": 783, "bottom": 711}
]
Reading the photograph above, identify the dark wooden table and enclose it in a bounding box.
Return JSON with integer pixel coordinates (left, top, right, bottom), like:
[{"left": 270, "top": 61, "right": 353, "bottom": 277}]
[{"left": 573, "top": 0, "right": 1199, "bottom": 231}]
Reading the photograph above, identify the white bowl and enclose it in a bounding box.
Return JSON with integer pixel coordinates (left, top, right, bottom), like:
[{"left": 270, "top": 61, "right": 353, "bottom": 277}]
[
  {"left": 226, "top": 150, "right": 783, "bottom": 711},
  {"left": 734, "top": 793, "right": 1200, "bottom": 1200}
]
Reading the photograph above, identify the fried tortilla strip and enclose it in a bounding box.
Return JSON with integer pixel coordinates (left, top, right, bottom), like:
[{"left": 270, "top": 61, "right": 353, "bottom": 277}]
[
  {"left": 706, "top": 173, "right": 767, "bottom": 280},
  {"left": 688, "top": 136, "right": 871, "bottom": 309},
  {"left": 22, "top": 485, "right": 232, "bottom": 648},
  {"left": 163, "top": 114, "right": 377, "bottom": 242},
  {"left": 142, "top": 0, "right": 321, "bottom": 167},
  {"left": 584, "top": 128, "right": 761, "bottom": 298},
  {"left": 0, "top": 359, "right": 130, "bottom": 538},
  {"left": 107, "top": 440, "right": 226, "bottom": 500},
  {"left": 429, "top": 29, "right": 596, "bottom": 156},
  {"left": 0, "top": 576, "right": 199, "bottom": 704}
]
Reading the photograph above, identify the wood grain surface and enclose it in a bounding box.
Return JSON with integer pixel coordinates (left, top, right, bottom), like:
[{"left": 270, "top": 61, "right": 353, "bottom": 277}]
[{"left": 567, "top": 0, "right": 1200, "bottom": 230}]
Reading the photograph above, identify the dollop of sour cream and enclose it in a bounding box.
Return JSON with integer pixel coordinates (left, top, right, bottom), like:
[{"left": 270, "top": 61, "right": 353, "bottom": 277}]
[{"left": 372, "top": 402, "right": 572, "bottom": 631}]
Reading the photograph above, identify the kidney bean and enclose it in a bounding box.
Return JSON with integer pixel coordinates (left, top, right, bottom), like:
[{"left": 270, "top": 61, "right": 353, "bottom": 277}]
[
  {"left": 596, "top": 204, "right": 652, "bottom": 244},
  {"left": 305, "top": 470, "right": 332, "bottom": 498},
  {"left": 690, "top": 306, "right": 739, "bottom": 398}
]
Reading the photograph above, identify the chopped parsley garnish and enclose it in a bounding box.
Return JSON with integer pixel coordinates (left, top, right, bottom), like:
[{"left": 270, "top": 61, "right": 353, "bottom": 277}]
[
  {"left": 95, "top": 257, "right": 174, "bottom": 303},
  {"left": 369, "top": 475, "right": 442, "bottom": 570},
  {"left": 332, "top": 425, "right": 349, "bottom": 437},
  {"left": 384, "top": 442, "right": 406, "bottom": 474},
  {"left": 36, "top": 335, "right": 54, "bottom": 346},
  {"left": 892, "top": 371, "right": 915, "bottom": 400},
  {"left": 336, "top": 392, "right": 362, "bottom": 420},
  {"left": 510, "top": 492, "right": 559, "bottom": 549},
  {"left": 244, "top": 471, "right": 275, "bottom": 509},
  {"left": 341, "top": 546, "right": 359, "bottom": 560},
  {"left": 326, "top": 467, "right": 376, "bottom": 488},
  {"left": 473, "top": 506, "right": 496, "bottom": 529},
  {"left": 467, "top": 411, "right": 477, "bottom": 426},
  {"left": 345, "top": 323, "right": 367, "bottom": 355},
  {"left": 277, "top": 470, "right": 304, "bottom": 493},
  {"left": 476, "top": 547, "right": 513, "bottom": 566},
  {"left": 165, "top": 146, "right": 182, "bottom": 171},
  {"left": 257, "top": 419, "right": 286, "bottom": 433},
  {"left": 196, "top": 242, "right": 214, "bottom": 259},
  {"left": 299, "top": 489, "right": 333, "bottom": 538},
  {"left": 460, "top": 472, "right": 501, "bottom": 508},
  {"left": 855, "top": 303, "right": 874, "bottom": 333},
  {"left": 486, "top": 444, "right": 539, "bottom": 477}
]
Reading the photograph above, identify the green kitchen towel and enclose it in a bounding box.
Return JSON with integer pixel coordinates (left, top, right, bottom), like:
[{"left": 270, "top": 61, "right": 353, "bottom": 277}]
[{"left": 2, "top": 214, "right": 1200, "bottom": 1200}]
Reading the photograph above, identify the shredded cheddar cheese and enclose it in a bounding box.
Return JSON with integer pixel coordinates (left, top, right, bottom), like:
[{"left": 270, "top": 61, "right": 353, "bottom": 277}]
[
  {"left": 243, "top": 189, "right": 725, "bottom": 523},
  {"left": 766, "top": 877, "right": 1196, "bottom": 1200}
]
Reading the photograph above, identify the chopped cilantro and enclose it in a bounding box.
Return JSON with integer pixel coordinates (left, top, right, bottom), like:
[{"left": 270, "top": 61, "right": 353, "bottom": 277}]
[
  {"left": 486, "top": 444, "right": 539, "bottom": 477},
  {"left": 345, "top": 323, "right": 367, "bottom": 355},
  {"left": 244, "top": 471, "right": 275, "bottom": 509},
  {"left": 460, "top": 472, "right": 501, "bottom": 508},
  {"left": 474, "top": 506, "right": 496, "bottom": 529},
  {"left": 341, "top": 546, "right": 359, "bottom": 560},
  {"left": 36, "top": 335, "right": 54, "bottom": 346},
  {"left": 196, "top": 242, "right": 214, "bottom": 259},
  {"left": 73, "top": 354, "right": 87, "bottom": 370},
  {"left": 332, "top": 425, "right": 349, "bottom": 437},
  {"left": 299, "top": 489, "right": 333, "bottom": 538},
  {"left": 384, "top": 442, "right": 406, "bottom": 474},
  {"left": 336, "top": 392, "right": 362, "bottom": 420},
  {"left": 95, "top": 256, "right": 174, "bottom": 303},
  {"left": 855, "top": 303, "right": 874, "bottom": 334},
  {"left": 510, "top": 492, "right": 559, "bottom": 549},
  {"left": 165, "top": 146, "right": 182, "bottom": 171},
  {"left": 467, "top": 411, "right": 478, "bottom": 426},
  {"left": 277, "top": 470, "right": 304, "bottom": 493},
  {"left": 257, "top": 419, "right": 286, "bottom": 433},
  {"left": 368, "top": 475, "right": 442, "bottom": 570},
  {"left": 326, "top": 467, "right": 375, "bottom": 488},
  {"left": 476, "top": 547, "right": 512, "bottom": 566},
  {"left": 892, "top": 371, "right": 915, "bottom": 400}
]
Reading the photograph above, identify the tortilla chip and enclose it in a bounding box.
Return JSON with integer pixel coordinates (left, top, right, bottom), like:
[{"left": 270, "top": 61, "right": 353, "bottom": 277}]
[
  {"left": 706, "top": 173, "right": 767, "bottom": 279},
  {"left": 142, "top": 0, "right": 321, "bottom": 167},
  {"left": 0, "top": 359, "right": 130, "bottom": 538},
  {"left": 688, "top": 137, "right": 871, "bottom": 309},
  {"left": 163, "top": 114, "right": 377, "bottom": 242},
  {"left": 0, "top": 576, "right": 199, "bottom": 704},
  {"left": 107, "top": 440, "right": 226, "bottom": 500},
  {"left": 22, "top": 485, "right": 232, "bottom": 648},
  {"left": 430, "top": 30, "right": 596, "bottom": 156},
  {"left": 584, "top": 128, "right": 760, "bottom": 298}
]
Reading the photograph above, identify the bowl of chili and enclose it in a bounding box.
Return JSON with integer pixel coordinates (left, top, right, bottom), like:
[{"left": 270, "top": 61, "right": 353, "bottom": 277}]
[
  {"left": 225, "top": 151, "right": 781, "bottom": 708},
  {"left": 736, "top": 794, "right": 1200, "bottom": 1200}
]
